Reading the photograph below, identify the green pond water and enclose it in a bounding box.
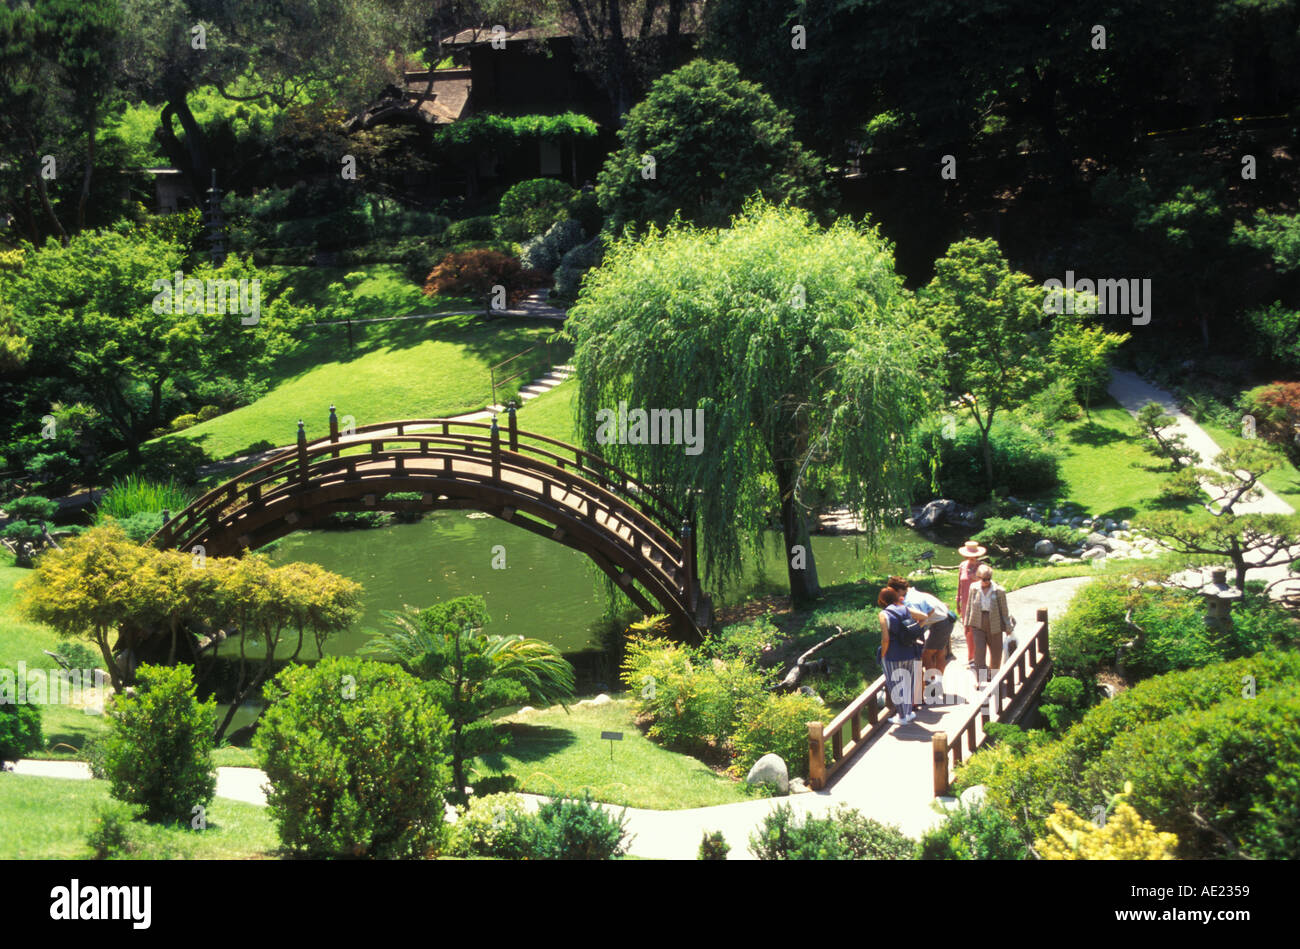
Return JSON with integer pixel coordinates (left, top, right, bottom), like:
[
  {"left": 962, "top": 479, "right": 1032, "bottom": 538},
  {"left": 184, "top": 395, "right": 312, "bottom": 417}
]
[{"left": 263, "top": 512, "right": 963, "bottom": 656}]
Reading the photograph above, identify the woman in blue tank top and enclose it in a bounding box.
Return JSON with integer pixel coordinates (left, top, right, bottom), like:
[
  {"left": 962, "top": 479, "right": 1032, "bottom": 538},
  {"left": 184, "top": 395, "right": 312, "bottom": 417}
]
[{"left": 877, "top": 586, "right": 921, "bottom": 725}]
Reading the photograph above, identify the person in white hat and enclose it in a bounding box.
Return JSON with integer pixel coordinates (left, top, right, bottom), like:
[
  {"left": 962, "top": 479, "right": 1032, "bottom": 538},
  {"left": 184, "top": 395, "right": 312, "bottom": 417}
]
[{"left": 957, "top": 541, "right": 986, "bottom": 667}]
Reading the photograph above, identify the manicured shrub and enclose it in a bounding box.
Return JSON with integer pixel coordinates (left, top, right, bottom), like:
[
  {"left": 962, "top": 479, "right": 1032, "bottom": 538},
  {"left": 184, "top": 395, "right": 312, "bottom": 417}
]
[
  {"left": 567, "top": 189, "right": 603, "bottom": 236},
  {"left": 749, "top": 803, "right": 911, "bottom": 859},
  {"left": 698, "top": 830, "right": 730, "bottom": 860},
  {"left": 100, "top": 663, "right": 216, "bottom": 823},
  {"left": 195, "top": 405, "right": 222, "bottom": 422},
  {"left": 0, "top": 701, "right": 42, "bottom": 764},
  {"left": 915, "top": 418, "right": 1059, "bottom": 503},
  {"left": 543, "top": 218, "right": 586, "bottom": 257},
  {"left": 1038, "top": 675, "right": 1086, "bottom": 733},
  {"left": 254, "top": 656, "right": 453, "bottom": 859},
  {"left": 445, "top": 215, "right": 497, "bottom": 244},
  {"left": 1241, "top": 381, "right": 1300, "bottom": 448},
  {"left": 493, "top": 178, "right": 576, "bottom": 243},
  {"left": 731, "top": 691, "right": 824, "bottom": 779},
  {"left": 531, "top": 792, "right": 631, "bottom": 859},
  {"left": 169, "top": 413, "right": 199, "bottom": 432},
  {"left": 551, "top": 236, "right": 605, "bottom": 301},
  {"left": 1026, "top": 377, "right": 1082, "bottom": 423},
  {"left": 1083, "top": 684, "right": 1300, "bottom": 859},
  {"left": 973, "top": 516, "right": 1078, "bottom": 557},
  {"left": 916, "top": 801, "right": 1029, "bottom": 860},
  {"left": 519, "top": 234, "right": 560, "bottom": 273},
  {"left": 448, "top": 792, "right": 538, "bottom": 859},
  {"left": 964, "top": 651, "right": 1300, "bottom": 848},
  {"left": 1051, "top": 578, "right": 1291, "bottom": 682}
]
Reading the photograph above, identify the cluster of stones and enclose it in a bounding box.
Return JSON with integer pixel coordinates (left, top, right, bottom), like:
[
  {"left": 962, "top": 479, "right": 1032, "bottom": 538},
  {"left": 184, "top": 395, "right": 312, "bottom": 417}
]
[{"left": 1003, "top": 497, "right": 1165, "bottom": 565}]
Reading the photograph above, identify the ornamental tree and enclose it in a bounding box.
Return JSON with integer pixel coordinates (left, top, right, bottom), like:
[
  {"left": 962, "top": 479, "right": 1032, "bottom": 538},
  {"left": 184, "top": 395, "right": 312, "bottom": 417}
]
[
  {"left": 596, "top": 59, "right": 826, "bottom": 232},
  {"left": 564, "top": 201, "right": 933, "bottom": 604}
]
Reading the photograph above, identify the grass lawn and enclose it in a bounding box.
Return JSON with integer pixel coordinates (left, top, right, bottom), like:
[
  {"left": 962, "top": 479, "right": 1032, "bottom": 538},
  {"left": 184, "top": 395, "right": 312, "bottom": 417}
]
[
  {"left": 0, "top": 773, "right": 278, "bottom": 859},
  {"left": 155, "top": 312, "right": 561, "bottom": 461},
  {"left": 478, "top": 697, "right": 755, "bottom": 810},
  {"left": 513, "top": 377, "right": 579, "bottom": 444},
  {"left": 1030, "top": 399, "right": 1203, "bottom": 520},
  {"left": 264, "top": 263, "right": 473, "bottom": 318}
]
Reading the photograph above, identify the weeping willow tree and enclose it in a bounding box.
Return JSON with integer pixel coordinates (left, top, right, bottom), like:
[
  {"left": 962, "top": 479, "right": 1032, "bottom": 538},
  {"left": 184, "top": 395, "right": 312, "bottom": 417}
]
[{"left": 563, "top": 201, "right": 936, "bottom": 604}]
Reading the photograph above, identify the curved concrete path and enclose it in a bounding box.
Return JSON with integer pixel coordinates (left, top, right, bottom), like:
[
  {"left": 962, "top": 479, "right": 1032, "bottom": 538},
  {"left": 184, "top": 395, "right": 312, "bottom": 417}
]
[
  {"left": 1108, "top": 370, "right": 1294, "bottom": 516},
  {"left": 7, "top": 576, "right": 1093, "bottom": 860}
]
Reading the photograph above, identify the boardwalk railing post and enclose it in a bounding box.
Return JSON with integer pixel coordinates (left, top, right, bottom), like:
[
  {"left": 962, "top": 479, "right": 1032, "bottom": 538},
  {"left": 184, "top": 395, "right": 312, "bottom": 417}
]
[
  {"left": 507, "top": 400, "right": 518, "bottom": 452},
  {"left": 680, "top": 520, "right": 696, "bottom": 609},
  {"left": 490, "top": 414, "right": 501, "bottom": 481},
  {"left": 328, "top": 405, "right": 340, "bottom": 459},
  {"left": 933, "top": 731, "right": 949, "bottom": 797},
  {"left": 808, "top": 721, "right": 826, "bottom": 790},
  {"left": 296, "top": 420, "right": 308, "bottom": 484}
]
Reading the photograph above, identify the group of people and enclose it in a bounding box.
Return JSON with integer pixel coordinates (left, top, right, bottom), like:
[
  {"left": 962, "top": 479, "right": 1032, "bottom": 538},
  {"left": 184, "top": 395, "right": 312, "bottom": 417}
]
[{"left": 874, "top": 540, "right": 1014, "bottom": 726}]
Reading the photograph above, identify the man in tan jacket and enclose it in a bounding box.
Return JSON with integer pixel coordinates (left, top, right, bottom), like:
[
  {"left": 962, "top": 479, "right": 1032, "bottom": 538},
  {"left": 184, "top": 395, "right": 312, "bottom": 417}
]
[{"left": 963, "top": 563, "right": 1011, "bottom": 677}]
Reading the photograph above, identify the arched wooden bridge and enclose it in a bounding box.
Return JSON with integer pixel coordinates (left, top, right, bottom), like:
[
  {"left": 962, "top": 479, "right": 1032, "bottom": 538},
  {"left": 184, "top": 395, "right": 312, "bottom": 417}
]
[{"left": 151, "top": 407, "right": 713, "bottom": 640}]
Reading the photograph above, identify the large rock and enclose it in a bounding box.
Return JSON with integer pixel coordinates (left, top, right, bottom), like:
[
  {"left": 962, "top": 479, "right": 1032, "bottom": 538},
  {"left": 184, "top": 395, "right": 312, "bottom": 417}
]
[
  {"left": 959, "top": 784, "right": 987, "bottom": 808},
  {"left": 1033, "top": 539, "right": 1056, "bottom": 557},
  {"left": 1081, "top": 547, "right": 1108, "bottom": 560},
  {"left": 914, "top": 499, "right": 957, "bottom": 529},
  {"left": 1085, "top": 532, "right": 1112, "bottom": 550},
  {"left": 745, "top": 753, "right": 790, "bottom": 794}
]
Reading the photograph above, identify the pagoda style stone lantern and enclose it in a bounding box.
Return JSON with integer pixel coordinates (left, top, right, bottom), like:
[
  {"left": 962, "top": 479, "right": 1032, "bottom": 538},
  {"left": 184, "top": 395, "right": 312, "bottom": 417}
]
[{"left": 1200, "top": 567, "right": 1242, "bottom": 631}]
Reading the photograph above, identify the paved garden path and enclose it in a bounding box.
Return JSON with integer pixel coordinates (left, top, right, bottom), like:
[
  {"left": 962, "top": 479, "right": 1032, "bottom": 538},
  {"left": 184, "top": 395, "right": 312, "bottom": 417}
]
[
  {"left": 1107, "top": 370, "right": 1294, "bottom": 516},
  {"left": 9, "top": 576, "right": 1094, "bottom": 860}
]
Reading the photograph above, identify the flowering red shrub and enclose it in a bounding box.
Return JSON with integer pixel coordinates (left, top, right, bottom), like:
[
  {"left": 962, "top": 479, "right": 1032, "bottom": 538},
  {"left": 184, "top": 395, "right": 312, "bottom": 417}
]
[{"left": 422, "top": 250, "right": 551, "bottom": 307}]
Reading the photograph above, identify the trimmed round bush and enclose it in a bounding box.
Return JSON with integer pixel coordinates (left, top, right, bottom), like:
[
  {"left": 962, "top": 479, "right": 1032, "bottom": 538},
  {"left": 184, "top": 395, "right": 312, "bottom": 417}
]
[
  {"left": 915, "top": 417, "right": 1059, "bottom": 503},
  {"left": 0, "top": 702, "right": 42, "bottom": 764},
  {"left": 531, "top": 792, "right": 631, "bottom": 859},
  {"left": 254, "top": 656, "right": 453, "bottom": 859},
  {"left": 195, "top": 405, "right": 222, "bottom": 422},
  {"left": 749, "top": 803, "right": 913, "bottom": 859},
  {"left": 544, "top": 218, "right": 586, "bottom": 257},
  {"left": 100, "top": 663, "right": 216, "bottom": 823},
  {"left": 519, "top": 234, "right": 560, "bottom": 273},
  {"left": 448, "top": 792, "right": 538, "bottom": 859},
  {"left": 1084, "top": 683, "right": 1300, "bottom": 858},
  {"left": 445, "top": 215, "right": 497, "bottom": 244},
  {"left": 916, "top": 800, "right": 1029, "bottom": 860},
  {"left": 494, "top": 178, "right": 576, "bottom": 242}
]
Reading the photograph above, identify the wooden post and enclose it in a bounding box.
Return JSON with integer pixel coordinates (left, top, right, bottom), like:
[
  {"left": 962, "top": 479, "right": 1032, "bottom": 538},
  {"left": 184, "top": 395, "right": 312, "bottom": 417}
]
[
  {"left": 850, "top": 709, "right": 862, "bottom": 744},
  {"left": 933, "top": 731, "right": 949, "bottom": 797},
  {"left": 296, "top": 420, "right": 307, "bottom": 483},
  {"left": 507, "top": 400, "right": 519, "bottom": 452},
  {"left": 1038, "top": 608, "right": 1050, "bottom": 660},
  {"left": 490, "top": 415, "right": 501, "bottom": 482},
  {"left": 328, "top": 405, "right": 340, "bottom": 460},
  {"left": 680, "top": 520, "right": 696, "bottom": 608},
  {"left": 808, "top": 722, "right": 826, "bottom": 791}
]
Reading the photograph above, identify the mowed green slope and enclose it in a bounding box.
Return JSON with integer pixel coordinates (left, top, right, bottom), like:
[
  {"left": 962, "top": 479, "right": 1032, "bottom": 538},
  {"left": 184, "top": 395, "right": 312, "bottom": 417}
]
[{"left": 159, "top": 314, "right": 559, "bottom": 461}]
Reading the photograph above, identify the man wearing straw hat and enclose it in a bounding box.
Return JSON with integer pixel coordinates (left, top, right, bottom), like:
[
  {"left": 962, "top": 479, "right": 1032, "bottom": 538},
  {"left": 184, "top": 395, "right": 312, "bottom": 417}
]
[{"left": 956, "top": 541, "right": 986, "bottom": 668}]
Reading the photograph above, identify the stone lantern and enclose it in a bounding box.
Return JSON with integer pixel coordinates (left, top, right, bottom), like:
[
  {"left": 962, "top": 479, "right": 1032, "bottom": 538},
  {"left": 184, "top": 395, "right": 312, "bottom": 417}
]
[{"left": 1200, "top": 567, "right": 1242, "bottom": 631}]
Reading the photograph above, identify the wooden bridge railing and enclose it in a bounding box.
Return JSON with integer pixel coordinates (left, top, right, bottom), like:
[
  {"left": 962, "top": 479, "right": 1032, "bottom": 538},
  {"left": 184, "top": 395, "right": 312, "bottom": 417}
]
[
  {"left": 807, "top": 672, "right": 894, "bottom": 791},
  {"left": 932, "top": 608, "right": 1050, "bottom": 796},
  {"left": 806, "top": 608, "right": 1051, "bottom": 793},
  {"left": 152, "top": 406, "right": 708, "bottom": 632}
]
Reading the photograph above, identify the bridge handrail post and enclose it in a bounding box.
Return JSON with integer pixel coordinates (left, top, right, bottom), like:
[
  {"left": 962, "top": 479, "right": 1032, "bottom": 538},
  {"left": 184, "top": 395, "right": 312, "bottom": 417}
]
[
  {"left": 490, "top": 415, "right": 502, "bottom": 482},
  {"left": 680, "top": 520, "right": 696, "bottom": 609},
  {"left": 808, "top": 721, "right": 826, "bottom": 790},
  {"left": 933, "top": 731, "right": 949, "bottom": 797},
  {"left": 296, "top": 420, "right": 308, "bottom": 484},
  {"left": 328, "top": 405, "right": 340, "bottom": 459},
  {"left": 507, "top": 400, "right": 519, "bottom": 452}
]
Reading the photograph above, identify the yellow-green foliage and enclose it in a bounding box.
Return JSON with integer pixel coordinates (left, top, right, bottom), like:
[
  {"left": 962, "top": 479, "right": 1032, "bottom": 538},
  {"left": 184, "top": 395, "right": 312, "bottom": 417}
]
[{"left": 1037, "top": 785, "right": 1179, "bottom": 860}]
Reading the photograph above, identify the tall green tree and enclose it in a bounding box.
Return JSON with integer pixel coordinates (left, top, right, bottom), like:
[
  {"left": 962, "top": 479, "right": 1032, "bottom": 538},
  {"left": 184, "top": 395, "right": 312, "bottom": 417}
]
[
  {"left": 564, "top": 201, "right": 932, "bottom": 603},
  {"left": 2, "top": 227, "right": 308, "bottom": 460},
  {"left": 919, "top": 238, "right": 1125, "bottom": 494},
  {"left": 363, "top": 595, "right": 575, "bottom": 801},
  {"left": 595, "top": 59, "right": 825, "bottom": 232}
]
